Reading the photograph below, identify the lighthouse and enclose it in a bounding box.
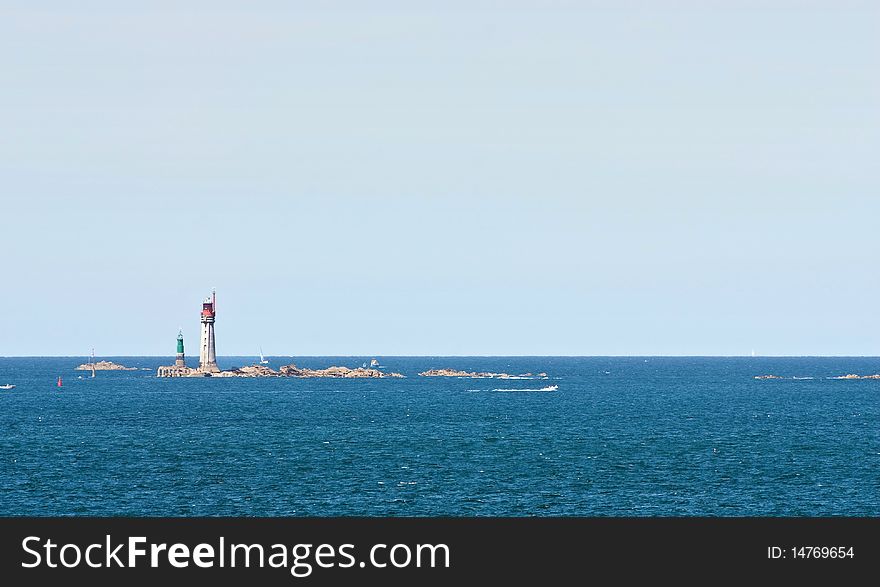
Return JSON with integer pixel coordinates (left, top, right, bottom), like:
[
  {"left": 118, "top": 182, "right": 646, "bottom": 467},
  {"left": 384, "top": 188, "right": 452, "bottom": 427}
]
[
  {"left": 199, "top": 290, "right": 220, "bottom": 373},
  {"left": 175, "top": 329, "right": 186, "bottom": 367}
]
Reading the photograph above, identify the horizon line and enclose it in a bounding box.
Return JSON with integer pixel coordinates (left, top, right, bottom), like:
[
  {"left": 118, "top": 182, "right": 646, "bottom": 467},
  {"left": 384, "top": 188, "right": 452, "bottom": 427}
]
[{"left": 2, "top": 354, "right": 879, "bottom": 359}]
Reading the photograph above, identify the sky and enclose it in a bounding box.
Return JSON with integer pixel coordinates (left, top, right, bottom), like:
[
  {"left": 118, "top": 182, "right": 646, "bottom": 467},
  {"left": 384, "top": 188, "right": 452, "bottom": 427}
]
[{"left": 0, "top": 1, "right": 878, "bottom": 356}]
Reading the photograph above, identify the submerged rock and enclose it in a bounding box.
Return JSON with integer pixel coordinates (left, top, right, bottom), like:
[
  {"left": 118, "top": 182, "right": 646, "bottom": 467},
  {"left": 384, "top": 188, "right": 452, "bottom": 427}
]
[{"left": 419, "top": 368, "right": 542, "bottom": 379}]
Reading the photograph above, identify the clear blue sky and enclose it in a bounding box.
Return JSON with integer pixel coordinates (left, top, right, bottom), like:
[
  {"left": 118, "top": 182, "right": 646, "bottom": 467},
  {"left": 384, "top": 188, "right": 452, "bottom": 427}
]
[{"left": 1, "top": 1, "right": 877, "bottom": 356}]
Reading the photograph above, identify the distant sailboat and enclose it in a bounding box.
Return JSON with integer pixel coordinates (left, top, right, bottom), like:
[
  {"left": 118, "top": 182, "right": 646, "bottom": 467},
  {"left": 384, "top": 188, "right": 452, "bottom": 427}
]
[
  {"left": 90, "top": 348, "right": 96, "bottom": 378},
  {"left": 259, "top": 348, "right": 269, "bottom": 365},
  {"left": 370, "top": 358, "right": 384, "bottom": 370}
]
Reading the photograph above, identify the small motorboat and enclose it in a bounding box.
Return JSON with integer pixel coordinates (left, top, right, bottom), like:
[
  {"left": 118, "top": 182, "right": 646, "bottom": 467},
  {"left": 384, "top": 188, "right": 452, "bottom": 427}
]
[
  {"left": 492, "top": 385, "right": 559, "bottom": 393},
  {"left": 0, "top": 384, "right": 15, "bottom": 390}
]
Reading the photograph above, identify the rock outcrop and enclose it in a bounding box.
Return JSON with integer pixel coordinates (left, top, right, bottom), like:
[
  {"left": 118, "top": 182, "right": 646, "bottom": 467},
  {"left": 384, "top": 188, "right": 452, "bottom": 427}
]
[
  {"left": 279, "top": 364, "right": 404, "bottom": 378},
  {"left": 159, "top": 363, "right": 406, "bottom": 378},
  {"left": 755, "top": 373, "right": 880, "bottom": 381},
  {"left": 832, "top": 374, "right": 880, "bottom": 380},
  {"left": 159, "top": 362, "right": 556, "bottom": 380},
  {"left": 229, "top": 365, "right": 279, "bottom": 377},
  {"left": 75, "top": 361, "right": 136, "bottom": 371}
]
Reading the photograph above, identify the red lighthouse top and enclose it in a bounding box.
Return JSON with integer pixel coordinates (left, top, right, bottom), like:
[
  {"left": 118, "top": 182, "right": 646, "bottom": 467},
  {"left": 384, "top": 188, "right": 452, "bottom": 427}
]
[{"left": 201, "top": 290, "right": 216, "bottom": 318}]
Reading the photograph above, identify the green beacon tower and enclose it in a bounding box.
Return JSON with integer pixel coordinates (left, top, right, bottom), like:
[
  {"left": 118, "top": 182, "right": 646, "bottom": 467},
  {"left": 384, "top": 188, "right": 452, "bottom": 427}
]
[{"left": 175, "top": 330, "right": 186, "bottom": 367}]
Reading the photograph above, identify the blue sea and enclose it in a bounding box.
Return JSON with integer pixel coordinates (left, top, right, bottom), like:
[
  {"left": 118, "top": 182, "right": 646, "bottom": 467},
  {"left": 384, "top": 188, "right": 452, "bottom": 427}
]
[{"left": 0, "top": 357, "right": 877, "bottom": 516}]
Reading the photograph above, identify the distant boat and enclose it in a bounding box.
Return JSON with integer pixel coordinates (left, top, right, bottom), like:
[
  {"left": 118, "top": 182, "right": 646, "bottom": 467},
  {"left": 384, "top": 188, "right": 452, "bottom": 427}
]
[
  {"left": 0, "top": 384, "right": 14, "bottom": 391},
  {"left": 56, "top": 376, "right": 63, "bottom": 388},
  {"left": 370, "top": 358, "right": 384, "bottom": 369},
  {"left": 259, "top": 348, "right": 269, "bottom": 365},
  {"left": 493, "top": 385, "right": 558, "bottom": 393}
]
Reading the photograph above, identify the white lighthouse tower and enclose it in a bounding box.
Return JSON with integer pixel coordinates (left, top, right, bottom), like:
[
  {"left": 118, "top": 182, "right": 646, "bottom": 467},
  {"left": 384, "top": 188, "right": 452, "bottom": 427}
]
[{"left": 199, "top": 290, "right": 220, "bottom": 373}]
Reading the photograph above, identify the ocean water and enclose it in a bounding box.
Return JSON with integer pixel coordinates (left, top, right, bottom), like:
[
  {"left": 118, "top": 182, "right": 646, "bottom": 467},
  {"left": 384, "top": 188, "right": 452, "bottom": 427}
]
[{"left": 0, "top": 356, "right": 877, "bottom": 516}]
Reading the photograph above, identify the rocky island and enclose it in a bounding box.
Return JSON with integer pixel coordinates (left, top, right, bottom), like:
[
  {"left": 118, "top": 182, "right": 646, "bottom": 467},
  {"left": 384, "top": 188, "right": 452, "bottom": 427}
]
[
  {"left": 419, "top": 368, "right": 548, "bottom": 379},
  {"left": 75, "top": 361, "right": 136, "bottom": 371},
  {"left": 278, "top": 364, "right": 404, "bottom": 378},
  {"left": 161, "top": 363, "right": 405, "bottom": 378}
]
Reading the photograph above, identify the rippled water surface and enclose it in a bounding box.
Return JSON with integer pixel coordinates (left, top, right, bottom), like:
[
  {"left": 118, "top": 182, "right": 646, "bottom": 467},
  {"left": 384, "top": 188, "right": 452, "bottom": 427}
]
[{"left": 0, "top": 357, "right": 877, "bottom": 516}]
